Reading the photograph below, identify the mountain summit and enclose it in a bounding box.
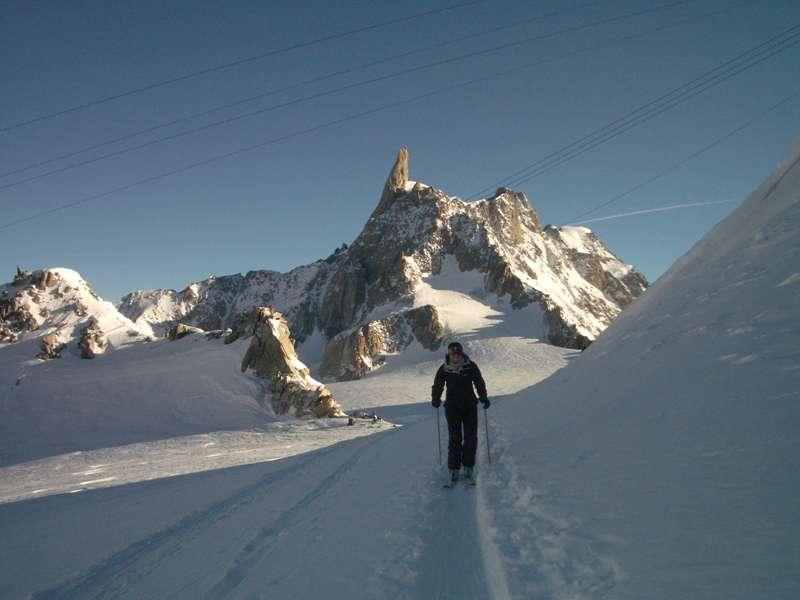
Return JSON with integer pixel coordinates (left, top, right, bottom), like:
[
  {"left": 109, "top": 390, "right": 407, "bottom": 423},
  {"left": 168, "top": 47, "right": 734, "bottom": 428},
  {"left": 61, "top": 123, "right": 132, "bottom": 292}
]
[
  {"left": 0, "top": 267, "right": 152, "bottom": 359},
  {"left": 119, "top": 148, "right": 647, "bottom": 379}
]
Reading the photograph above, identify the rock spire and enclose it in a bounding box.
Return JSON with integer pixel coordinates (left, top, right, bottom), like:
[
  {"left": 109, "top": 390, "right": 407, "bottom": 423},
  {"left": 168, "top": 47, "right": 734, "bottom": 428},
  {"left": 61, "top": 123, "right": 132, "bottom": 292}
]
[
  {"left": 227, "top": 307, "right": 343, "bottom": 418},
  {"left": 373, "top": 146, "right": 409, "bottom": 217}
]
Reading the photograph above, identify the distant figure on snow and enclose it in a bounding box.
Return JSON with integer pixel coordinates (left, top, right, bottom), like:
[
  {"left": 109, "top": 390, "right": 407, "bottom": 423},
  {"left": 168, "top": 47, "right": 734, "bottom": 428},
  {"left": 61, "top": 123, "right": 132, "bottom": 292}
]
[{"left": 431, "top": 341, "right": 490, "bottom": 484}]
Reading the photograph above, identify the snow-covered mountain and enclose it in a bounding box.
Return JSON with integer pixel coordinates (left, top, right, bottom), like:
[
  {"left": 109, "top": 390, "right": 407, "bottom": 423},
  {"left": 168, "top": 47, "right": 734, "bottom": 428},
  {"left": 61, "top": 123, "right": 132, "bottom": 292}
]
[
  {"left": 0, "top": 267, "right": 153, "bottom": 358},
  {"left": 479, "top": 140, "right": 800, "bottom": 598},
  {"left": 0, "top": 147, "right": 645, "bottom": 462},
  {"left": 119, "top": 147, "right": 647, "bottom": 379},
  {"left": 0, "top": 268, "right": 346, "bottom": 463},
  {"left": 2, "top": 142, "right": 796, "bottom": 599}
]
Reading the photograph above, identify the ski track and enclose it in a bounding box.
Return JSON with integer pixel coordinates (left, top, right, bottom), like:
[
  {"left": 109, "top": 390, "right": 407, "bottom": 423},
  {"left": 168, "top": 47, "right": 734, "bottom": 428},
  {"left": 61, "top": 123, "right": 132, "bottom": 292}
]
[
  {"left": 25, "top": 411, "right": 504, "bottom": 600},
  {"left": 202, "top": 431, "right": 386, "bottom": 598},
  {"left": 416, "top": 476, "right": 489, "bottom": 600},
  {"left": 479, "top": 414, "right": 623, "bottom": 600},
  {"left": 31, "top": 438, "right": 368, "bottom": 600}
]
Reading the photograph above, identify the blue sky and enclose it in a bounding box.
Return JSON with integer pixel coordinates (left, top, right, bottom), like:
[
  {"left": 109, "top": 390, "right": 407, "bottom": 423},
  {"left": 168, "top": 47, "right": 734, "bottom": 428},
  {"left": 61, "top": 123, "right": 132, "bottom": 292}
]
[{"left": 1, "top": 0, "right": 798, "bottom": 301}]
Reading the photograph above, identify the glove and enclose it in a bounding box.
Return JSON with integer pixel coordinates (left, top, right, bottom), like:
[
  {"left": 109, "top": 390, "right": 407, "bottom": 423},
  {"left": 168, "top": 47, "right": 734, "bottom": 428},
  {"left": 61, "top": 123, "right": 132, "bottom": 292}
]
[
  {"left": 431, "top": 398, "right": 441, "bottom": 408},
  {"left": 480, "top": 398, "right": 491, "bottom": 409}
]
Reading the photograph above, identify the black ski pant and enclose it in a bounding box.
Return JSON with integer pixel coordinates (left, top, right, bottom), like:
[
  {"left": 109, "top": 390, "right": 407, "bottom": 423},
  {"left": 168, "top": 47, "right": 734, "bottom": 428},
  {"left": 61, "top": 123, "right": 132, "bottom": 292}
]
[{"left": 445, "top": 401, "right": 478, "bottom": 470}]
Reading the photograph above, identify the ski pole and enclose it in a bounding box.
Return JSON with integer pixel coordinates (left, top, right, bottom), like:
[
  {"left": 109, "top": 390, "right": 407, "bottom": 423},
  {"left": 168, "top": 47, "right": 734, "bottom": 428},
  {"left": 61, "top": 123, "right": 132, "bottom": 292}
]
[
  {"left": 436, "top": 406, "right": 442, "bottom": 466},
  {"left": 483, "top": 406, "right": 492, "bottom": 464}
]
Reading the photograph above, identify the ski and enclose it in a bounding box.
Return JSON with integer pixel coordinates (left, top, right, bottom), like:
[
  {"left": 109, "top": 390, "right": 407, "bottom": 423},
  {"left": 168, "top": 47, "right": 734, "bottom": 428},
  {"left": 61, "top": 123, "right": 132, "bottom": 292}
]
[
  {"left": 442, "top": 470, "right": 476, "bottom": 487},
  {"left": 463, "top": 467, "right": 476, "bottom": 486}
]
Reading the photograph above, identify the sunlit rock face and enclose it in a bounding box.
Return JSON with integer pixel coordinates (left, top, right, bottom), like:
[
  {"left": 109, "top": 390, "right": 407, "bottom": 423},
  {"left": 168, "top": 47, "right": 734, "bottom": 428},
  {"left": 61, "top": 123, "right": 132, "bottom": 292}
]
[
  {"left": 1, "top": 267, "right": 152, "bottom": 360},
  {"left": 120, "top": 148, "right": 647, "bottom": 379},
  {"left": 228, "top": 307, "right": 343, "bottom": 418}
]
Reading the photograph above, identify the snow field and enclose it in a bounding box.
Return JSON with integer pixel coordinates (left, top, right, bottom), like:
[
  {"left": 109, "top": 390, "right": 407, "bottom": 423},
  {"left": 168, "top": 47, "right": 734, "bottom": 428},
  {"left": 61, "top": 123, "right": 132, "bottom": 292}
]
[
  {"left": 0, "top": 332, "right": 573, "bottom": 598},
  {"left": 2, "top": 141, "right": 797, "bottom": 598},
  {"left": 0, "top": 420, "right": 394, "bottom": 505},
  {"left": 477, "top": 139, "right": 800, "bottom": 599},
  {"left": 0, "top": 402, "right": 485, "bottom": 598}
]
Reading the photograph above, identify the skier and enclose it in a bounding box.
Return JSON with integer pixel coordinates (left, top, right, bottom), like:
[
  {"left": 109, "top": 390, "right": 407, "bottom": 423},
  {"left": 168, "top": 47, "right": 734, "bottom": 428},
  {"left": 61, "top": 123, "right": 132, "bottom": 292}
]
[{"left": 431, "top": 341, "right": 490, "bottom": 485}]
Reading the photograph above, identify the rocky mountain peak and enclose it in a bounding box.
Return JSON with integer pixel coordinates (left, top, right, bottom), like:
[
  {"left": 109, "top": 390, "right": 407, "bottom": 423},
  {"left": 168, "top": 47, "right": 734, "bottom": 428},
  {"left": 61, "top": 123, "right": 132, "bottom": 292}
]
[
  {"left": 117, "top": 148, "right": 648, "bottom": 380},
  {"left": 484, "top": 187, "right": 541, "bottom": 232},
  {"left": 372, "top": 146, "right": 410, "bottom": 219},
  {"left": 1, "top": 267, "right": 152, "bottom": 358}
]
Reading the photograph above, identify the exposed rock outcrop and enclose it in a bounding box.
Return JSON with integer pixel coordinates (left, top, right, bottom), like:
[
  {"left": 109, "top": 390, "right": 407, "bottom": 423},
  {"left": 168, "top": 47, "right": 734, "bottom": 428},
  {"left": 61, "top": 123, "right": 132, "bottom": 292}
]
[
  {"left": 0, "top": 323, "right": 17, "bottom": 343},
  {"left": 166, "top": 323, "right": 204, "bottom": 340},
  {"left": 374, "top": 146, "right": 409, "bottom": 217},
  {"left": 1, "top": 267, "right": 152, "bottom": 359},
  {"left": 34, "top": 269, "right": 60, "bottom": 290},
  {"left": 38, "top": 331, "right": 65, "bottom": 360},
  {"left": 79, "top": 318, "right": 106, "bottom": 359},
  {"left": 228, "top": 307, "right": 342, "bottom": 417},
  {"left": 12, "top": 267, "right": 32, "bottom": 286},
  {"left": 119, "top": 147, "right": 648, "bottom": 373},
  {"left": 0, "top": 291, "right": 40, "bottom": 337},
  {"left": 320, "top": 305, "right": 445, "bottom": 380},
  {"left": 539, "top": 296, "right": 593, "bottom": 349}
]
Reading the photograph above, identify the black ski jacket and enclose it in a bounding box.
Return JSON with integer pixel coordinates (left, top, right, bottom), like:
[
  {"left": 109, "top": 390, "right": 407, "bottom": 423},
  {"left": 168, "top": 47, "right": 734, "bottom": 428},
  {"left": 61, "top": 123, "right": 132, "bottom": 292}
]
[{"left": 431, "top": 354, "right": 487, "bottom": 408}]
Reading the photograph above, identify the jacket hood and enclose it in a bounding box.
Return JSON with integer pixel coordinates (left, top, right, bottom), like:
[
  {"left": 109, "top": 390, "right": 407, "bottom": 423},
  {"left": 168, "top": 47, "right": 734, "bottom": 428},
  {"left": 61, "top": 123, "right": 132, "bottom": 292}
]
[
  {"left": 444, "top": 352, "right": 471, "bottom": 364},
  {"left": 444, "top": 353, "right": 472, "bottom": 373}
]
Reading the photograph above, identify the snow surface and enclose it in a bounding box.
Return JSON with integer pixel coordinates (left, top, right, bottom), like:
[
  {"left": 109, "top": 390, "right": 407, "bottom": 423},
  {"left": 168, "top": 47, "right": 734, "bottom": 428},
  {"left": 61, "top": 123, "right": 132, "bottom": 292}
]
[
  {"left": 0, "top": 335, "right": 271, "bottom": 464},
  {"left": 0, "top": 257, "right": 576, "bottom": 598},
  {"left": 476, "top": 139, "right": 800, "bottom": 599},
  {"left": 0, "top": 331, "right": 573, "bottom": 598},
  {"left": 0, "top": 420, "right": 393, "bottom": 505},
  {"left": 409, "top": 254, "right": 547, "bottom": 340},
  {"left": 554, "top": 225, "right": 593, "bottom": 253},
  {"left": 1, "top": 267, "right": 154, "bottom": 351},
  {"left": 1, "top": 142, "right": 798, "bottom": 598}
]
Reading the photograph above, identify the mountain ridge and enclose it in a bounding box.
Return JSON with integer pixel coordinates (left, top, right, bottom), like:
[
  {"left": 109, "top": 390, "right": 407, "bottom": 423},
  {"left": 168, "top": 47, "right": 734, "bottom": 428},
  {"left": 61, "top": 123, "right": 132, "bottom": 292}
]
[{"left": 117, "top": 147, "right": 648, "bottom": 379}]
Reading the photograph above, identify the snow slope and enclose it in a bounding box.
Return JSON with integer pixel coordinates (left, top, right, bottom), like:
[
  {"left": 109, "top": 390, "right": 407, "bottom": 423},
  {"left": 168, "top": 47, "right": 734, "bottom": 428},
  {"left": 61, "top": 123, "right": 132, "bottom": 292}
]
[
  {"left": 118, "top": 151, "right": 648, "bottom": 380},
  {"left": 0, "top": 404, "right": 480, "bottom": 599},
  {"left": 0, "top": 335, "right": 573, "bottom": 598},
  {"left": 0, "top": 334, "right": 269, "bottom": 464},
  {"left": 1, "top": 258, "right": 576, "bottom": 598},
  {"left": 2, "top": 143, "right": 796, "bottom": 598},
  {"left": 0, "top": 267, "right": 153, "bottom": 350},
  {"left": 479, "top": 140, "right": 800, "bottom": 599}
]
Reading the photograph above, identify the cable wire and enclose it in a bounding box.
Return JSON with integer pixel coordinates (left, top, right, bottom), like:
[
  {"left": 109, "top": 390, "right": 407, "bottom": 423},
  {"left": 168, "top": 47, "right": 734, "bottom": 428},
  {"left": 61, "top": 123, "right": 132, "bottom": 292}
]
[
  {"left": 0, "top": 0, "right": 609, "bottom": 181},
  {"left": 505, "top": 32, "right": 800, "bottom": 190},
  {"left": 0, "top": 0, "right": 489, "bottom": 134},
  {"left": 0, "top": 0, "right": 700, "bottom": 192},
  {"left": 468, "top": 19, "right": 800, "bottom": 198},
  {"left": 566, "top": 86, "right": 800, "bottom": 224},
  {"left": 0, "top": 0, "right": 759, "bottom": 230}
]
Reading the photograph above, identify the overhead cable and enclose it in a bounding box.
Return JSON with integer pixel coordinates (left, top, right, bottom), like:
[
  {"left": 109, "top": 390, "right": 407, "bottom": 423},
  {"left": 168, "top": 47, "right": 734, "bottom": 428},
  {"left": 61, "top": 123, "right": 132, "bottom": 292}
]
[
  {"left": 0, "top": 0, "right": 700, "bottom": 192},
  {"left": 566, "top": 86, "right": 800, "bottom": 224},
  {"left": 468, "top": 20, "right": 800, "bottom": 198},
  {"left": 0, "top": 0, "right": 609, "bottom": 181},
  {"left": 0, "top": 1, "right": 760, "bottom": 230},
  {"left": 0, "top": 0, "right": 489, "bottom": 134}
]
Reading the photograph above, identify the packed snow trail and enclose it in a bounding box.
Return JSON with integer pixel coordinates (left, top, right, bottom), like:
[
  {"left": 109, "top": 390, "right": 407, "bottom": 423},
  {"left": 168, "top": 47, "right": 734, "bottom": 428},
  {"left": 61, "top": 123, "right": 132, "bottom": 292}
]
[
  {"left": 417, "top": 477, "right": 488, "bottom": 600},
  {"left": 472, "top": 140, "right": 800, "bottom": 599},
  {"left": 0, "top": 421, "right": 393, "bottom": 505},
  {"left": 0, "top": 402, "right": 500, "bottom": 599},
  {"left": 0, "top": 333, "right": 572, "bottom": 598}
]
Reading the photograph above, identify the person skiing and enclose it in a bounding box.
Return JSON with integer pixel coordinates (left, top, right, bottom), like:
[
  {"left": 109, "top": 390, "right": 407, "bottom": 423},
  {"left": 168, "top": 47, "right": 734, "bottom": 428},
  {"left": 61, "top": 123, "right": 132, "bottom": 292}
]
[{"left": 431, "top": 341, "right": 490, "bottom": 484}]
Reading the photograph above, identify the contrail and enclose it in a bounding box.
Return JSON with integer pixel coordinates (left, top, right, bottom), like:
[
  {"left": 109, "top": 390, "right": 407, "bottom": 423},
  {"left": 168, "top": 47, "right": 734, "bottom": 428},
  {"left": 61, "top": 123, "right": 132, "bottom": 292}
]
[{"left": 568, "top": 199, "right": 737, "bottom": 225}]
